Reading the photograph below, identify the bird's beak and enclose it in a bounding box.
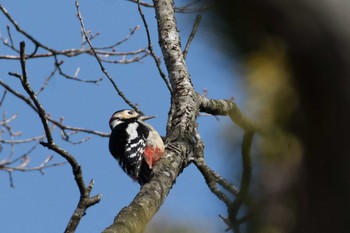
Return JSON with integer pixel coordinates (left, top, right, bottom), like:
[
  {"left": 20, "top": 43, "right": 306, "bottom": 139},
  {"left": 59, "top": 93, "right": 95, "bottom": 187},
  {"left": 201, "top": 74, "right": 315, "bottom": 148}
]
[{"left": 139, "top": 115, "right": 156, "bottom": 121}]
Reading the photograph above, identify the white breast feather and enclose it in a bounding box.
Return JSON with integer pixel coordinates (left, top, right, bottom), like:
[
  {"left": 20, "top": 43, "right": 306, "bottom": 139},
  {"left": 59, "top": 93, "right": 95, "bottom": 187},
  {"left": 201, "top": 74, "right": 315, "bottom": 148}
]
[{"left": 126, "top": 122, "right": 139, "bottom": 140}]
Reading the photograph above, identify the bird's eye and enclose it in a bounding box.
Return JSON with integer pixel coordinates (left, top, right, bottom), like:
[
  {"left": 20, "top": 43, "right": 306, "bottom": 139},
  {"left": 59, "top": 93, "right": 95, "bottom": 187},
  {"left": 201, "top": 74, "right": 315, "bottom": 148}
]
[{"left": 128, "top": 110, "right": 134, "bottom": 115}]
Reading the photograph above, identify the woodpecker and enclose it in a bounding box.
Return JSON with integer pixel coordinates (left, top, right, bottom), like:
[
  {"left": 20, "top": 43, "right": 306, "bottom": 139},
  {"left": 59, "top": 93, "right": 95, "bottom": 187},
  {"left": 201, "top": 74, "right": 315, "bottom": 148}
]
[{"left": 108, "top": 109, "right": 165, "bottom": 185}]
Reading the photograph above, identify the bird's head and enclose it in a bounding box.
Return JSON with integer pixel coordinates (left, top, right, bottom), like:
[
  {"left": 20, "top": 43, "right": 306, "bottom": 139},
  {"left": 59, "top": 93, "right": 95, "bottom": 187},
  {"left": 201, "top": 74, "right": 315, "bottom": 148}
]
[{"left": 109, "top": 109, "right": 156, "bottom": 130}]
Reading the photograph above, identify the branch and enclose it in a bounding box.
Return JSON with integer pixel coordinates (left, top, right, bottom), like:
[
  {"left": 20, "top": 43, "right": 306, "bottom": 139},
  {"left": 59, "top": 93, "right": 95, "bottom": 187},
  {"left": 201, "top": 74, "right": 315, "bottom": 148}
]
[
  {"left": 127, "top": 0, "right": 214, "bottom": 13},
  {"left": 103, "top": 146, "right": 185, "bottom": 233},
  {"left": 137, "top": 0, "right": 172, "bottom": 93},
  {"left": 183, "top": 14, "right": 201, "bottom": 59},
  {"left": 196, "top": 94, "right": 258, "bottom": 232},
  {"left": 0, "top": 90, "right": 7, "bottom": 106},
  {"left": 0, "top": 135, "right": 45, "bottom": 144},
  {"left": 193, "top": 127, "right": 239, "bottom": 206},
  {"left": 74, "top": 0, "right": 141, "bottom": 114},
  {"left": 226, "top": 131, "right": 254, "bottom": 232},
  {"left": 54, "top": 57, "right": 103, "bottom": 84},
  {"left": 197, "top": 94, "right": 263, "bottom": 133},
  {"left": 15, "top": 41, "right": 101, "bottom": 233},
  {"left": 0, "top": 4, "right": 54, "bottom": 52},
  {"left": 93, "top": 25, "right": 140, "bottom": 49},
  {"left": 103, "top": 0, "right": 199, "bottom": 232},
  {"left": 0, "top": 141, "right": 66, "bottom": 187},
  {"left": 0, "top": 79, "right": 109, "bottom": 138},
  {"left": 18, "top": 41, "right": 53, "bottom": 144}
]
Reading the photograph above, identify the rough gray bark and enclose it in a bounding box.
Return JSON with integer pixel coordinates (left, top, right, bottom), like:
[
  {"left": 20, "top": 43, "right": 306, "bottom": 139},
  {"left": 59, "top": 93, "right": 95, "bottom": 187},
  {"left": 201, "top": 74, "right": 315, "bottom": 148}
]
[
  {"left": 102, "top": 0, "right": 197, "bottom": 232},
  {"left": 102, "top": 1, "right": 254, "bottom": 232}
]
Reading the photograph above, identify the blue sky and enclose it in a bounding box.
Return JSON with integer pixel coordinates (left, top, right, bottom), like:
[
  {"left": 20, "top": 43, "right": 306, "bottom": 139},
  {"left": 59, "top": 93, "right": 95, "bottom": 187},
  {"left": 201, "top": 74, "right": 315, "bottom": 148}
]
[{"left": 0, "top": 1, "right": 246, "bottom": 232}]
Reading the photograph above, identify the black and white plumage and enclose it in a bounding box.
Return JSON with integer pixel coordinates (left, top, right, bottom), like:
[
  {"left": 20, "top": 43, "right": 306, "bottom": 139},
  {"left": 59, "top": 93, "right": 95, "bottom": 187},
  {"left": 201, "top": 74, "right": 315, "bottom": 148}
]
[{"left": 109, "top": 109, "right": 164, "bottom": 185}]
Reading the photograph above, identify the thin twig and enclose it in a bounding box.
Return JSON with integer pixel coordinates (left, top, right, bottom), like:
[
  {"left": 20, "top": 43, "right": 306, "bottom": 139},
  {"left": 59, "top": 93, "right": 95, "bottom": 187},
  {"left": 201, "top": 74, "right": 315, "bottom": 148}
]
[
  {"left": 7, "top": 25, "right": 15, "bottom": 48},
  {"left": 0, "top": 80, "right": 109, "bottom": 137},
  {"left": 0, "top": 90, "right": 7, "bottom": 106},
  {"left": 137, "top": 0, "right": 172, "bottom": 93},
  {"left": 127, "top": 0, "right": 214, "bottom": 13},
  {"left": 54, "top": 56, "right": 103, "bottom": 84},
  {"left": 99, "top": 53, "right": 148, "bottom": 64},
  {"left": 0, "top": 135, "right": 45, "bottom": 144},
  {"left": 0, "top": 113, "right": 18, "bottom": 125},
  {"left": 0, "top": 5, "right": 54, "bottom": 52},
  {"left": 0, "top": 142, "right": 66, "bottom": 186},
  {"left": 193, "top": 127, "right": 239, "bottom": 206},
  {"left": 74, "top": 0, "right": 141, "bottom": 113},
  {"left": 183, "top": 14, "right": 201, "bottom": 59},
  {"left": 94, "top": 25, "right": 140, "bottom": 49},
  {"left": 36, "top": 66, "right": 57, "bottom": 95}
]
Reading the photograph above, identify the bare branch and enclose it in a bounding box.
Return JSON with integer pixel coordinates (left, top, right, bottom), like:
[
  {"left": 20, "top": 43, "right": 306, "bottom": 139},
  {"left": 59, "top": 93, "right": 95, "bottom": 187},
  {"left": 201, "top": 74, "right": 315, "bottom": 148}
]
[
  {"left": 36, "top": 65, "right": 57, "bottom": 95},
  {"left": 54, "top": 56, "right": 103, "bottom": 84},
  {"left": 0, "top": 90, "right": 7, "bottom": 106},
  {"left": 127, "top": 0, "right": 214, "bottom": 13},
  {"left": 99, "top": 53, "right": 148, "bottom": 64},
  {"left": 12, "top": 41, "right": 101, "bottom": 232},
  {"left": 197, "top": 94, "right": 263, "bottom": 133},
  {"left": 0, "top": 46, "right": 149, "bottom": 60},
  {"left": 0, "top": 142, "right": 66, "bottom": 187},
  {"left": 193, "top": 127, "right": 239, "bottom": 206},
  {"left": 183, "top": 14, "right": 201, "bottom": 59},
  {"left": 0, "top": 4, "right": 54, "bottom": 52},
  {"left": 103, "top": 145, "right": 185, "bottom": 233},
  {"left": 74, "top": 0, "right": 141, "bottom": 114},
  {"left": 2, "top": 156, "right": 66, "bottom": 174},
  {"left": 226, "top": 131, "right": 254, "bottom": 232},
  {"left": 50, "top": 116, "right": 109, "bottom": 137},
  {"left": 137, "top": 0, "right": 172, "bottom": 93},
  {"left": 104, "top": 0, "right": 200, "bottom": 232},
  {"left": 18, "top": 41, "right": 53, "bottom": 144},
  {"left": 0, "top": 80, "right": 109, "bottom": 138},
  {"left": 127, "top": 0, "right": 154, "bottom": 8},
  {"left": 0, "top": 113, "right": 18, "bottom": 125},
  {"left": 0, "top": 135, "right": 45, "bottom": 144},
  {"left": 94, "top": 25, "right": 140, "bottom": 49},
  {"left": 7, "top": 25, "right": 15, "bottom": 48}
]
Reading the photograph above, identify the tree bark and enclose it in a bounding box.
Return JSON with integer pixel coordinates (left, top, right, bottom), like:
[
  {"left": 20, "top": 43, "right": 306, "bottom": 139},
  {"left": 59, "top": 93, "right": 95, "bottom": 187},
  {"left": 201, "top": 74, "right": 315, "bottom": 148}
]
[{"left": 103, "top": 0, "right": 198, "bottom": 232}]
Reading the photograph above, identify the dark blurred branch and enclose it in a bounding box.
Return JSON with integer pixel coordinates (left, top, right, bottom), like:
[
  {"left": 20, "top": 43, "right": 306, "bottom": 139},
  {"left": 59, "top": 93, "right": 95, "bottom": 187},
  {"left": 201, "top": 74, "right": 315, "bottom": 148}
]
[
  {"left": 198, "top": 94, "right": 262, "bottom": 133},
  {"left": 227, "top": 131, "right": 254, "bottom": 232},
  {"left": 193, "top": 127, "right": 239, "bottom": 206},
  {"left": 197, "top": 93, "right": 257, "bottom": 232}
]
